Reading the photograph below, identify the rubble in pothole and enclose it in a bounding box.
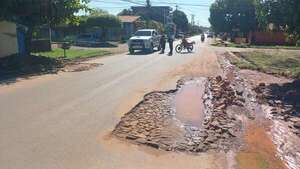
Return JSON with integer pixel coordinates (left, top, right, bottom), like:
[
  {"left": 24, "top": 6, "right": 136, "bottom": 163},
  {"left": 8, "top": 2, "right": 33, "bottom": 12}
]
[{"left": 113, "top": 75, "right": 247, "bottom": 153}]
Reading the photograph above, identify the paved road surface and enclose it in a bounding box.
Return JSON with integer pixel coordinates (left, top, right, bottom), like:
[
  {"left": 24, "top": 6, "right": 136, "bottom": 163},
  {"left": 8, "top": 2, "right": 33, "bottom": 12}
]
[{"left": 0, "top": 36, "right": 226, "bottom": 169}]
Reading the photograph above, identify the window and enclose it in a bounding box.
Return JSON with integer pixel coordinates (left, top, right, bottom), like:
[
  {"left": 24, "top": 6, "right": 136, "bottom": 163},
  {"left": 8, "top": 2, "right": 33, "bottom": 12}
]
[{"left": 135, "top": 31, "right": 152, "bottom": 36}]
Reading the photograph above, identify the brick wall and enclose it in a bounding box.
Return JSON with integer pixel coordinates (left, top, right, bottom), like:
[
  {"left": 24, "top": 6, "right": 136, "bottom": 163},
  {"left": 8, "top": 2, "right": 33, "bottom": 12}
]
[{"left": 251, "top": 32, "right": 294, "bottom": 45}]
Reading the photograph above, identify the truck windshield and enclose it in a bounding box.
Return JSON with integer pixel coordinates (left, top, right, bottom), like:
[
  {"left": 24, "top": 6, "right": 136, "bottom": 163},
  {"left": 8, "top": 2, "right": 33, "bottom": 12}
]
[{"left": 135, "top": 31, "right": 152, "bottom": 36}]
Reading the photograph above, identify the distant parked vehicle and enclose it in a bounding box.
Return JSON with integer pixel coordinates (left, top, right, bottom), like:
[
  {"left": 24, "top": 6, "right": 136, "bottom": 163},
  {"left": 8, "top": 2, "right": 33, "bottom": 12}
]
[
  {"left": 127, "top": 29, "right": 161, "bottom": 54},
  {"left": 176, "top": 32, "right": 184, "bottom": 38},
  {"left": 207, "top": 32, "right": 214, "bottom": 38},
  {"left": 74, "top": 34, "right": 101, "bottom": 47}
]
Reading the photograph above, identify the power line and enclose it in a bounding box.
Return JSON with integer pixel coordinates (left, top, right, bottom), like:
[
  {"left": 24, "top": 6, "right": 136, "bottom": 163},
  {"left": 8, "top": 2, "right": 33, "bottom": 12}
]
[
  {"left": 91, "top": 0, "right": 145, "bottom": 6},
  {"left": 120, "top": 0, "right": 145, "bottom": 5},
  {"left": 91, "top": 0, "right": 210, "bottom": 7},
  {"left": 151, "top": 1, "right": 210, "bottom": 7}
]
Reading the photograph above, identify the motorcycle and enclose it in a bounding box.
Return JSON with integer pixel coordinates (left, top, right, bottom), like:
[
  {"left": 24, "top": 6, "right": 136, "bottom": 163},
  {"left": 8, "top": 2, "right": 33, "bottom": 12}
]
[
  {"left": 175, "top": 40, "right": 195, "bottom": 53},
  {"left": 201, "top": 35, "right": 205, "bottom": 42}
]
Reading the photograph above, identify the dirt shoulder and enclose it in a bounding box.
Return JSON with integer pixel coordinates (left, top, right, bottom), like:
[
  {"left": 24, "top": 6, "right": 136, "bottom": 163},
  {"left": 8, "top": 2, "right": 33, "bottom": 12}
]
[{"left": 220, "top": 49, "right": 300, "bottom": 169}]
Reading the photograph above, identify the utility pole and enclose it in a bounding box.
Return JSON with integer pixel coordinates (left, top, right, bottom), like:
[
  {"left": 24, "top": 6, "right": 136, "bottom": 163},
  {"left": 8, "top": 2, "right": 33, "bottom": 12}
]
[
  {"left": 191, "top": 14, "right": 195, "bottom": 26},
  {"left": 48, "top": 0, "right": 52, "bottom": 46},
  {"left": 146, "top": 0, "right": 151, "bottom": 7},
  {"left": 145, "top": 0, "right": 151, "bottom": 27}
]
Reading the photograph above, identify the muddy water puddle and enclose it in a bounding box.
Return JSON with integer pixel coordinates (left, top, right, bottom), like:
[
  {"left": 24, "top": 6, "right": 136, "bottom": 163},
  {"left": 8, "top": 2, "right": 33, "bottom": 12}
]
[
  {"left": 237, "top": 122, "right": 287, "bottom": 169},
  {"left": 175, "top": 78, "right": 207, "bottom": 127}
]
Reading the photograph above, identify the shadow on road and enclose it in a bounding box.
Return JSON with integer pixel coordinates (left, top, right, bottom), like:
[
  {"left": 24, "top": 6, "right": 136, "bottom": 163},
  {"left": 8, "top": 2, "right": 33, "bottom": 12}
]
[
  {"left": 267, "top": 79, "right": 300, "bottom": 115},
  {"left": 176, "top": 51, "right": 195, "bottom": 55},
  {"left": 127, "top": 50, "right": 160, "bottom": 56},
  {"left": 72, "top": 42, "right": 118, "bottom": 48},
  {"left": 0, "top": 54, "right": 63, "bottom": 85}
]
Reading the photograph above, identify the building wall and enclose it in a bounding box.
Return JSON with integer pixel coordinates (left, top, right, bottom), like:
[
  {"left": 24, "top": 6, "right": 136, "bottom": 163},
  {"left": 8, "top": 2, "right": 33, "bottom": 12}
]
[
  {"left": 122, "top": 22, "right": 134, "bottom": 39},
  {"left": 250, "top": 32, "right": 294, "bottom": 45},
  {"left": 0, "top": 21, "right": 18, "bottom": 58}
]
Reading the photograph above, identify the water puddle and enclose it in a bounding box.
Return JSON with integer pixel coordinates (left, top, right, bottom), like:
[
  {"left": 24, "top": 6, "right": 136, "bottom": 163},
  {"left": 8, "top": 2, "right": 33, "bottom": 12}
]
[{"left": 175, "top": 78, "right": 207, "bottom": 127}]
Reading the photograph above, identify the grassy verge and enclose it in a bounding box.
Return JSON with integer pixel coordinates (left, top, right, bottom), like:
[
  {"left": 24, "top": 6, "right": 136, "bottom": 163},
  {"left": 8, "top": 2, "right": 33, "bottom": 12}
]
[
  {"left": 211, "top": 39, "right": 300, "bottom": 50},
  {"left": 211, "top": 41, "right": 250, "bottom": 48},
  {"left": 250, "top": 45, "right": 300, "bottom": 50},
  {"left": 228, "top": 51, "right": 300, "bottom": 78},
  {"left": 33, "top": 48, "right": 112, "bottom": 60},
  {"left": 0, "top": 48, "right": 112, "bottom": 83}
]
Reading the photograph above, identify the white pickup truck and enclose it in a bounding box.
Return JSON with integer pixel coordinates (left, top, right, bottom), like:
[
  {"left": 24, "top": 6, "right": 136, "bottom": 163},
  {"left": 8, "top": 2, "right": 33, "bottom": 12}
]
[{"left": 128, "top": 29, "right": 161, "bottom": 54}]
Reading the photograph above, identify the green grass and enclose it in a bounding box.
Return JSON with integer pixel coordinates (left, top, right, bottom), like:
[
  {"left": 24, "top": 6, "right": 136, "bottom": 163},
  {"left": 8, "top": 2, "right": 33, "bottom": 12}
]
[
  {"left": 33, "top": 48, "right": 112, "bottom": 60},
  {"left": 0, "top": 48, "right": 112, "bottom": 81},
  {"left": 229, "top": 51, "right": 300, "bottom": 78},
  {"left": 250, "top": 45, "right": 300, "bottom": 50},
  {"left": 52, "top": 35, "right": 77, "bottom": 43},
  {"left": 211, "top": 40, "right": 300, "bottom": 50},
  {"left": 211, "top": 41, "right": 250, "bottom": 48}
]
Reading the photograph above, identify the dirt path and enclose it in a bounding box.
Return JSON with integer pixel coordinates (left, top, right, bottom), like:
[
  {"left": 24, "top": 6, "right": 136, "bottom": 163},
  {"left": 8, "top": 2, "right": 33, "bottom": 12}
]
[{"left": 237, "top": 121, "right": 287, "bottom": 169}]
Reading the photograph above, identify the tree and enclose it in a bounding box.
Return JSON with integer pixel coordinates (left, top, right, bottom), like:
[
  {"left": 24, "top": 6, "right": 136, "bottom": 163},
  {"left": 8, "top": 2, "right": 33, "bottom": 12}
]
[
  {"left": 118, "top": 9, "right": 134, "bottom": 16},
  {"left": 173, "top": 10, "right": 189, "bottom": 33},
  {"left": 188, "top": 24, "right": 203, "bottom": 35},
  {"left": 255, "top": 0, "right": 300, "bottom": 36},
  {"left": 147, "top": 20, "right": 164, "bottom": 33},
  {"left": 0, "top": 0, "right": 89, "bottom": 56},
  {"left": 85, "top": 14, "right": 121, "bottom": 40},
  {"left": 209, "top": 0, "right": 257, "bottom": 36},
  {"left": 90, "top": 8, "right": 109, "bottom": 16}
]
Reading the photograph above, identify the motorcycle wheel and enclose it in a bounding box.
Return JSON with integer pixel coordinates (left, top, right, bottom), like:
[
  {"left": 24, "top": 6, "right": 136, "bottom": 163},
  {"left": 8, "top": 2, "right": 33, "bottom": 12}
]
[
  {"left": 187, "top": 45, "right": 194, "bottom": 52},
  {"left": 175, "top": 44, "right": 183, "bottom": 53}
]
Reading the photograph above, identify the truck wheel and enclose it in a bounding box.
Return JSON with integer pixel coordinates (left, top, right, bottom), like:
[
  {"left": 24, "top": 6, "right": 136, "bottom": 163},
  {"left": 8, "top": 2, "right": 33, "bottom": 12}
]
[{"left": 129, "top": 48, "right": 134, "bottom": 54}]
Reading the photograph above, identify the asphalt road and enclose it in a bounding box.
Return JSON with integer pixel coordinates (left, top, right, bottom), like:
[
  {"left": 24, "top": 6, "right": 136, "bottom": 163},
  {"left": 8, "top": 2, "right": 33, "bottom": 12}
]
[{"left": 0, "top": 36, "right": 225, "bottom": 169}]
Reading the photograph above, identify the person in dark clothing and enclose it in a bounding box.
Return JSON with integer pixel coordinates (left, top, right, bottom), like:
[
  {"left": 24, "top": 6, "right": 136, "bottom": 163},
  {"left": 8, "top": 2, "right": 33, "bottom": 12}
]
[
  {"left": 167, "top": 28, "right": 175, "bottom": 56},
  {"left": 166, "top": 23, "right": 176, "bottom": 56},
  {"left": 168, "top": 38, "right": 174, "bottom": 55},
  {"left": 159, "top": 34, "right": 166, "bottom": 54}
]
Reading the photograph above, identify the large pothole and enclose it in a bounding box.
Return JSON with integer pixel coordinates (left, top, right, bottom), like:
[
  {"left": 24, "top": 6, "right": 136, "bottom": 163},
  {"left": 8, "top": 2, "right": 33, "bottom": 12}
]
[{"left": 113, "top": 75, "right": 245, "bottom": 153}]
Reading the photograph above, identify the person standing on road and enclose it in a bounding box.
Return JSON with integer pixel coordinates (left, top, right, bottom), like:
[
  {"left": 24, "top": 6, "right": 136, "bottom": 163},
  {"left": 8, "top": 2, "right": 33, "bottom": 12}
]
[
  {"left": 167, "top": 33, "right": 174, "bottom": 56},
  {"left": 166, "top": 23, "right": 176, "bottom": 56},
  {"left": 159, "top": 34, "right": 166, "bottom": 54}
]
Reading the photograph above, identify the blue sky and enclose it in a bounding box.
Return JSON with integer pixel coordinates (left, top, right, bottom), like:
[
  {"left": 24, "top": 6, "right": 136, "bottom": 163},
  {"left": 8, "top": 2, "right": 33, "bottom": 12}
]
[{"left": 87, "top": 0, "right": 214, "bottom": 27}]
